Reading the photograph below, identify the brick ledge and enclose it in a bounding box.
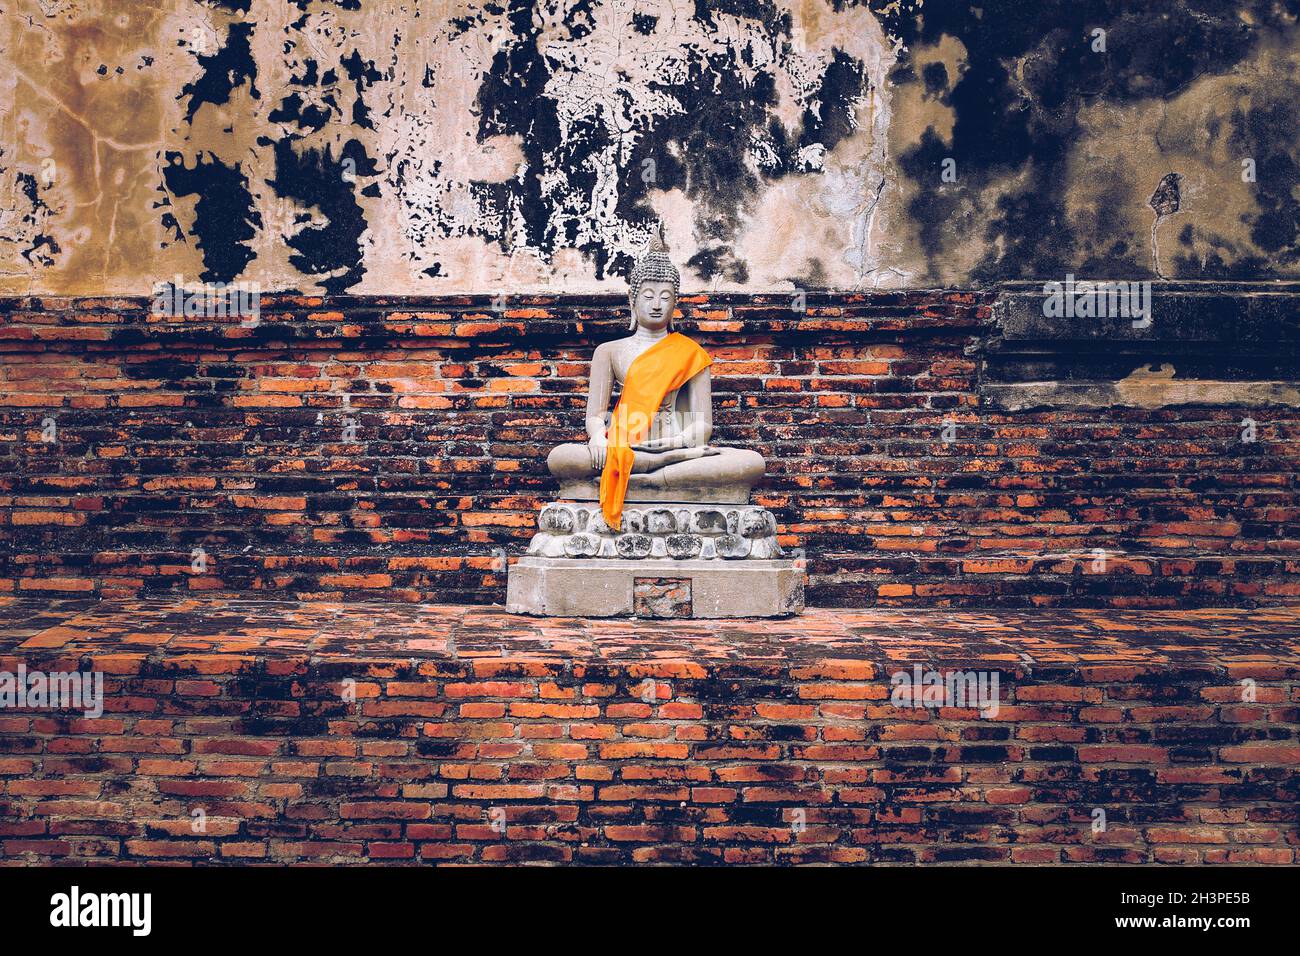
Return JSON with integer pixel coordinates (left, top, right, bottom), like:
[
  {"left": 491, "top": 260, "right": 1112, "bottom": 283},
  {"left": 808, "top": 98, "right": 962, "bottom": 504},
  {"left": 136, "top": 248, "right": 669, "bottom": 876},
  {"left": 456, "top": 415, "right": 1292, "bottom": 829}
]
[
  {"left": 2, "top": 598, "right": 1296, "bottom": 865},
  {"left": 3, "top": 598, "right": 1297, "bottom": 673}
]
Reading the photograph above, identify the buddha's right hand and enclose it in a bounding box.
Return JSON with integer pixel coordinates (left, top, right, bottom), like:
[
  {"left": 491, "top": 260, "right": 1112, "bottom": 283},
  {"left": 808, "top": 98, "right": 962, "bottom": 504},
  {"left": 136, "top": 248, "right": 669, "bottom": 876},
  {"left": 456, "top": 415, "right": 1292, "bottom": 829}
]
[
  {"left": 588, "top": 435, "right": 608, "bottom": 470},
  {"left": 632, "top": 433, "right": 683, "bottom": 452},
  {"left": 661, "top": 445, "right": 720, "bottom": 464}
]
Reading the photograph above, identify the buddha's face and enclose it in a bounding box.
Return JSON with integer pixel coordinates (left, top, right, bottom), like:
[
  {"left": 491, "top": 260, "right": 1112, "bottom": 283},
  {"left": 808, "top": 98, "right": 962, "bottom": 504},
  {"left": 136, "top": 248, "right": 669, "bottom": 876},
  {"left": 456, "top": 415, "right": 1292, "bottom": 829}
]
[{"left": 631, "top": 279, "right": 676, "bottom": 332}]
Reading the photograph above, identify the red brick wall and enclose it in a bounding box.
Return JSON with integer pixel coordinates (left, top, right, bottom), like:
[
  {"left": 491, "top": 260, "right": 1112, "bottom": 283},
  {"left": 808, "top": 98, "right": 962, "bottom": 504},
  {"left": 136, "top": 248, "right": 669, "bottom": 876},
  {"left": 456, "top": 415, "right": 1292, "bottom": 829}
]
[
  {"left": 1, "top": 292, "right": 1297, "bottom": 607},
  {"left": 2, "top": 637, "right": 1295, "bottom": 864}
]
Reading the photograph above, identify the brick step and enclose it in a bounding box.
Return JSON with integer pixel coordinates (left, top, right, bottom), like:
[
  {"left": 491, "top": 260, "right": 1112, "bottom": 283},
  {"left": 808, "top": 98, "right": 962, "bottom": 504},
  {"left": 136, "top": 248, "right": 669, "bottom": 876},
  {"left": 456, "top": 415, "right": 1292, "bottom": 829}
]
[{"left": 0, "top": 598, "right": 1295, "bottom": 865}]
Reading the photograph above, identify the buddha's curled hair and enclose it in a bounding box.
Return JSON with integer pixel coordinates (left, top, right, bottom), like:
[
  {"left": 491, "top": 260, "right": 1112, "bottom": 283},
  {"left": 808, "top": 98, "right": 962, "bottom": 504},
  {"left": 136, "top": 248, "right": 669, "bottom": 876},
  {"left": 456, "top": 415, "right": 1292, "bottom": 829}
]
[{"left": 627, "top": 220, "right": 681, "bottom": 311}]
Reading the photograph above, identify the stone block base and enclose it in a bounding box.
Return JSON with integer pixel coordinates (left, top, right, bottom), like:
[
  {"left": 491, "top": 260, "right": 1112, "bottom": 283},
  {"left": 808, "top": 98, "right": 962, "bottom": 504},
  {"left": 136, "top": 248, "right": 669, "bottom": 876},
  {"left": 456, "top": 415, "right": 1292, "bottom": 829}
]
[{"left": 506, "top": 556, "right": 805, "bottom": 618}]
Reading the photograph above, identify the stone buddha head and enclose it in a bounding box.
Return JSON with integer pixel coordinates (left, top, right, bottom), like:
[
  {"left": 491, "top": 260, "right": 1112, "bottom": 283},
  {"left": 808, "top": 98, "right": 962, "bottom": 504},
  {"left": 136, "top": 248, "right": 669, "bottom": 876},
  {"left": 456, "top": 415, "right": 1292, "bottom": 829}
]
[{"left": 627, "top": 222, "right": 680, "bottom": 331}]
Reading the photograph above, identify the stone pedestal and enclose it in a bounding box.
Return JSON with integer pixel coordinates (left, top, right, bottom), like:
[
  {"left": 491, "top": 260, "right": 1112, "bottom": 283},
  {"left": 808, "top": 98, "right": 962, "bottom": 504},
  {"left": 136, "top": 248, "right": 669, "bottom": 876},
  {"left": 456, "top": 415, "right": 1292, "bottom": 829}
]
[
  {"left": 506, "top": 501, "right": 805, "bottom": 618},
  {"left": 508, "top": 557, "right": 803, "bottom": 618}
]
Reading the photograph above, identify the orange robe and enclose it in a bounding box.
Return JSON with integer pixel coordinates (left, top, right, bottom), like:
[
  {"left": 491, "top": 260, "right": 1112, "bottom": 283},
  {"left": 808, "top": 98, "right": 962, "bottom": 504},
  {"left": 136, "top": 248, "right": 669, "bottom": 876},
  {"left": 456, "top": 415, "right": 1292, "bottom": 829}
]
[{"left": 599, "top": 332, "right": 712, "bottom": 530}]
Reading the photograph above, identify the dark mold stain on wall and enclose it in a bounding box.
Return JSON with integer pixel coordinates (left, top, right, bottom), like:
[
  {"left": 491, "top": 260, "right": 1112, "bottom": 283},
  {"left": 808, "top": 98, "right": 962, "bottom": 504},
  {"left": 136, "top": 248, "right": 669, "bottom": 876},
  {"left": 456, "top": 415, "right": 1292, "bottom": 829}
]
[
  {"left": 874, "top": 0, "right": 1300, "bottom": 283},
  {"left": 475, "top": 0, "right": 562, "bottom": 268},
  {"left": 162, "top": 151, "right": 260, "bottom": 284},
  {"left": 180, "top": 20, "right": 260, "bottom": 122},
  {"left": 265, "top": 136, "right": 376, "bottom": 293},
  {"left": 14, "top": 172, "right": 60, "bottom": 268},
  {"left": 1215, "top": 94, "right": 1300, "bottom": 271},
  {"left": 643, "top": 53, "right": 784, "bottom": 286},
  {"left": 475, "top": 0, "right": 876, "bottom": 284}
]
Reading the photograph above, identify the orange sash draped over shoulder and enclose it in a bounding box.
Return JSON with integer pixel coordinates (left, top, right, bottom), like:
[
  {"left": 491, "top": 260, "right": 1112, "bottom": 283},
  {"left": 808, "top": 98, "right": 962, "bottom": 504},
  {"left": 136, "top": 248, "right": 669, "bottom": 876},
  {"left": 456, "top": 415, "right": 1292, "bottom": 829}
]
[{"left": 599, "top": 332, "right": 711, "bottom": 530}]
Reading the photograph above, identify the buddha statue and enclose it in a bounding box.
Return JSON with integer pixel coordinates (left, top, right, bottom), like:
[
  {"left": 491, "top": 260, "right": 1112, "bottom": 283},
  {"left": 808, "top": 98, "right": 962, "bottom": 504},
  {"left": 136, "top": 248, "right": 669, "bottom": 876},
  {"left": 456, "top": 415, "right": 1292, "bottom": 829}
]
[
  {"left": 509, "top": 225, "right": 802, "bottom": 617},
  {"left": 546, "top": 225, "right": 765, "bottom": 524}
]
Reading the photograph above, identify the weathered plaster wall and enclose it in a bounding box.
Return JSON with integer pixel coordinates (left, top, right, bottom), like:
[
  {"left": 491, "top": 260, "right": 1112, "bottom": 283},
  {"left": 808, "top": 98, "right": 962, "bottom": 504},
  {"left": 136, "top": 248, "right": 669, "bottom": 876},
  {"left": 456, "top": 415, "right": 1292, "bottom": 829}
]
[{"left": 2, "top": 0, "right": 1298, "bottom": 295}]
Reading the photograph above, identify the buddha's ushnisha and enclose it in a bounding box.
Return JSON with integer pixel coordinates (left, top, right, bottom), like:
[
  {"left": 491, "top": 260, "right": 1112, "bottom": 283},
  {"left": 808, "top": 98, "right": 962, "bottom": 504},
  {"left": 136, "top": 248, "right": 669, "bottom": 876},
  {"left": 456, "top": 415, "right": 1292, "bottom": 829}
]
[{"left": 546, "top": 223, "right": 765, "bottom": 529}]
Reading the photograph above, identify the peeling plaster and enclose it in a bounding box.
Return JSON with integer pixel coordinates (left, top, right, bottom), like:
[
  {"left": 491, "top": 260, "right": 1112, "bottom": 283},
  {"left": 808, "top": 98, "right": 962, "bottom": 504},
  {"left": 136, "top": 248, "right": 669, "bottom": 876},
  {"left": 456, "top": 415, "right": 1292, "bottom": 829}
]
[{"left": 2, "top": 0, "right": 1298, "bottom": 295}]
